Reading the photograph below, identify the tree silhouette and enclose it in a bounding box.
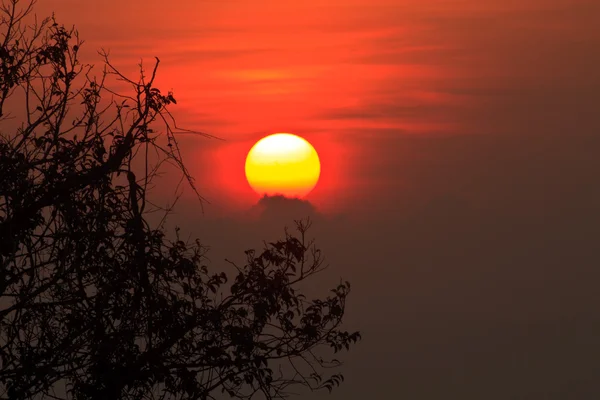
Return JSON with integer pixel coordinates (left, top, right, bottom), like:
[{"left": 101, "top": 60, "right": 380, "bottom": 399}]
[{"left": 0, "top": 1, "right": 360, "bottom": 399}]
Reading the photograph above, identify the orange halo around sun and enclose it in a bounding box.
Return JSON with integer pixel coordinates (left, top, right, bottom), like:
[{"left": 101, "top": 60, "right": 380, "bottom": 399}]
[{"left": 245, "top": 133, "right": 321, "bottom": 198}]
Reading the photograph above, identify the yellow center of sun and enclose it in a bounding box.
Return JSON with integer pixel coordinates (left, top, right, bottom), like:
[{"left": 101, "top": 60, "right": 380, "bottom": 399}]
[{"left": 245, "top": 133, "right": 321, "bottom": 198}]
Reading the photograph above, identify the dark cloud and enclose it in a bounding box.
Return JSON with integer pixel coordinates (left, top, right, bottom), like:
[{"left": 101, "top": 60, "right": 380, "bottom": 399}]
[
  {"left": 249, "top": 194, "right": 320, "bottom": 221},
  {"left": 317, "top": 103, "right": 451, "bottom": 122},
  {"left": 161, "top": 48, "right": 275, "bottom": 65},
  {"left": 142, "top": 125, "right": 600, "bottom": 400}
]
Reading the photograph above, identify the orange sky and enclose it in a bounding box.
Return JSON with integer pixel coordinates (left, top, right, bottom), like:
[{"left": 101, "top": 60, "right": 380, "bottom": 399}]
[
  {"left": 34, "top": 0, "right": 600, "bottom": 213},
  {"left": 6, "top": 2, "right": 600, "bottom": 398}
]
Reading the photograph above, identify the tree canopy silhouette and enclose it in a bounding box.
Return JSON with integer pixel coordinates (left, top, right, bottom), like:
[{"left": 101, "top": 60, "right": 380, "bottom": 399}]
[{"left": 0, "top": 1, "right": 360, "bottom": 399}]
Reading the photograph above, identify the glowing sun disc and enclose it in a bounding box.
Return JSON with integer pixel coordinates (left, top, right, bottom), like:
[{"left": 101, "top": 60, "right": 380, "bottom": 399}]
[{"left": 245, "top": 133, "right": 321, "bottom": 198}]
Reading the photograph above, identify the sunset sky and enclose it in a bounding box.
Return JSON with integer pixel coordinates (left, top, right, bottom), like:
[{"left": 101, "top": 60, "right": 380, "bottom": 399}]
[{"left": 30, "top": 0, "right": 600, "bottom": 398}]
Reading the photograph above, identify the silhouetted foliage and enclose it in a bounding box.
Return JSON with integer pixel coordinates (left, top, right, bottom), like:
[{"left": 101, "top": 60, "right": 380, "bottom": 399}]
[{"left": 0, "top": 1, "right": 360, "bottom": 399}]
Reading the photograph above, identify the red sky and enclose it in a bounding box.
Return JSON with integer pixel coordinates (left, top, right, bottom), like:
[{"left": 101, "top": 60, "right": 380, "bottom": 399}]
[
  {"left": 13, "top": 1, "right": 600, "bottom": 398},
  {"left": 35, "top": 0, "right": 600, "bottom": 214}
]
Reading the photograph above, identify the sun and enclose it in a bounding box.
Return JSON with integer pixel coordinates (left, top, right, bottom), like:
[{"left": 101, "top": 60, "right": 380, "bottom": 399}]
[{"left": 245, "top": 133, "right": 321, "bottom": 198}]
